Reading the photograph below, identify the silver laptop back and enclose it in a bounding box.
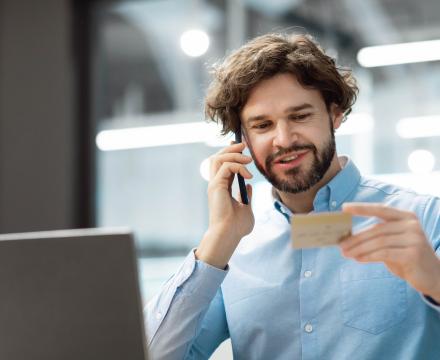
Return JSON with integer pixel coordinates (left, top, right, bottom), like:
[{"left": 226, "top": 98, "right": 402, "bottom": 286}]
[{"left": 0, "top": 228, "right": 148, "bottom": 360}]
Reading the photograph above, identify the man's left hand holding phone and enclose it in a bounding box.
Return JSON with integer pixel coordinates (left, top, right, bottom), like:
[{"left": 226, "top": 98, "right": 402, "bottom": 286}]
[{"left": 195, "top": 128, "right": 254, "bottom": 269}]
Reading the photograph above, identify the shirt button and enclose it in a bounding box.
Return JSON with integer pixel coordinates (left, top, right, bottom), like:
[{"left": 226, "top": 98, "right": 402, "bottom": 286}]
[
  {"left": 304, "top": 270, "right": 312, "bottom": 278},
  {"left": 156, "top": 312, "right": 163, "bottom": 320},
  {"left": 331, "top": 200, "right": 337, "bottom": 208},
  {"left": 304, "top": 323, "right": 313, "bottom": 333}
]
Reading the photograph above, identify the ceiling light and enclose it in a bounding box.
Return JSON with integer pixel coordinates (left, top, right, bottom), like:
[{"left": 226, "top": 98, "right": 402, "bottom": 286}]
[
  {"left": 357, "top": 39, "right": 440, "bottom": 67},
  {"left": 199, "top": 158, "right": 211, "bottom": 181},
  {"left": 180, "top": 29, "right": 210, "bottom": 57},
  {"left": 407, "top": 149, "right": 435, "bottom": 174},
  {"left": 396, "top": 116, "right": 440, "bottom": 138},
  {"left": 96, "top": 121, "right": 230, "bottom": 151},
  {"left": 336, "top": 113, "right": 374, "bottom": 136}
]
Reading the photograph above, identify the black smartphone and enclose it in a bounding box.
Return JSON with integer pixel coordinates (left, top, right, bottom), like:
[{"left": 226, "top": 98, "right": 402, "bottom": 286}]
[{"left": 235, "top": 128, "right": 249, "bottom": 205}]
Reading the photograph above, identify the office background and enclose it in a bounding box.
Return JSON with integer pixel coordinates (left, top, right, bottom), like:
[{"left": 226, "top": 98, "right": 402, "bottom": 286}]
[{"left": 1, "top": 0, "right": 440, "bottom": 357}]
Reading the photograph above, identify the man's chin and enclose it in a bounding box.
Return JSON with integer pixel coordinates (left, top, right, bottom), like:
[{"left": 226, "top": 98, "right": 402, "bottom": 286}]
[
  {"left": 270, "top": 165, "right": 324, "bottom": 193},
  {"left": 273, "top": 166, "right": 303, "bottom": 180},
  {"left": 270, "top": 175, "right": 308, "bottom": 192},
  {"left": 273, "top": 181, "right": 311, "bottom": 194}
]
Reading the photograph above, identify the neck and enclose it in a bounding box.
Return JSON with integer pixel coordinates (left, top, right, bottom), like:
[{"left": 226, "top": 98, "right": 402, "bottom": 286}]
[{"left": 276, "top": 155, "right": 343, "bottom": 214}]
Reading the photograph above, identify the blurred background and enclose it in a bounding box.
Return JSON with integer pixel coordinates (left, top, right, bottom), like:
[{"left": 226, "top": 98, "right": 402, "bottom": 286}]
[{"left": 1, "top": 0, "right": 440, "bottom": 357}]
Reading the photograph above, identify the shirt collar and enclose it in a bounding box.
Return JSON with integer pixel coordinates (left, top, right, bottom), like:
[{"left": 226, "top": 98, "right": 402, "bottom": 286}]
[{"left": 273, "top": 156, "right": 361, "bottom": 219}]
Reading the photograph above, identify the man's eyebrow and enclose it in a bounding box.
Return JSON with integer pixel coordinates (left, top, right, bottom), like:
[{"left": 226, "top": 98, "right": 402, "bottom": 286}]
[
  {"left": 284, "top": 103, "right": 314, "bottom": 113},
  {"left": 246, "top": 114, "right": 268, "bottom": 124},
  {"left": 245, "top": 103, "right": 314, "bottom": 124}
]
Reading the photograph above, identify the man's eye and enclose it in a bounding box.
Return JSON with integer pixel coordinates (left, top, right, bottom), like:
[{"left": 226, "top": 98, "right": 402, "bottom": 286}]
[
  {"left": 289, "top": 113, "right": 310, "bottom": 121},
  {"left": 253, "top": 123, "right": 271, "bottom": 129}
]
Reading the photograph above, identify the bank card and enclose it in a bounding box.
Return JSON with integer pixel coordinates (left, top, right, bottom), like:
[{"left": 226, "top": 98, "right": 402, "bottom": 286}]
[{"left": 291, "top": 212, "right": 352, "bottom": 249}]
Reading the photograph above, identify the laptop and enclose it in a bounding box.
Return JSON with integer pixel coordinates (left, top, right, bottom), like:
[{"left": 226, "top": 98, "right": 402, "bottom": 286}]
[{"left": 0, "top": 228, "right": 148, "bottom": 360}]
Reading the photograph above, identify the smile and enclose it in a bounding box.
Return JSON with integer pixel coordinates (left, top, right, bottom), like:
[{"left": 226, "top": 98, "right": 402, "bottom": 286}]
[
  {"left": 273, "top": 151, "right": 309, "bottom": 169},
  {"left": 279, "top": 154, "right": 299, "bottom": 163}
]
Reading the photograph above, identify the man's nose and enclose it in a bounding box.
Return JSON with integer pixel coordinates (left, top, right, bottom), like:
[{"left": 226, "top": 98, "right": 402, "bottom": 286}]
[{"left": 272, "top": 120, "right": 298, "bottom": 148}]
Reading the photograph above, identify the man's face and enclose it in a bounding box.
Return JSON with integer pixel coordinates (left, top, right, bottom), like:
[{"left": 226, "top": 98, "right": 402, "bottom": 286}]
[{"left": 240, "top": 73, "right": 343, "bottom": 194}]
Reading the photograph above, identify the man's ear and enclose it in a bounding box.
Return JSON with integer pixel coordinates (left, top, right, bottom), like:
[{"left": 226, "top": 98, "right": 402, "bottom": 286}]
[{"left": 330, "top": 103, "right": 344, "bottom": 130}]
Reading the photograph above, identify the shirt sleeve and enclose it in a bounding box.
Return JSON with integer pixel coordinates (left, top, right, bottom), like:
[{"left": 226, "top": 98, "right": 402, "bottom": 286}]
[
  {"left": 420, "top": 196, "right": 440, "bottom": 312},
  {"left": 145, "top": 249, "right": 229, "bottom": 359},
  {"left": 184, "top": 288, "right": 230, "bottom": 359}
]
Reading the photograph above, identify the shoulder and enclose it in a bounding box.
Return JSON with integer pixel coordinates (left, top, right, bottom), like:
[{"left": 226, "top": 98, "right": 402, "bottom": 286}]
[
  {"left": 359, "top": 176, "right": 417, "bottom": 197},
  {"left": 356, "top": 175, "right": 440, "bottom": 219}
]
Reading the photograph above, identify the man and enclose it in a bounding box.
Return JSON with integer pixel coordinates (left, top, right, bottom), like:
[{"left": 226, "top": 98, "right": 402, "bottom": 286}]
[{"left": 146, "top": 33, "right": 440, "bottom": 359}]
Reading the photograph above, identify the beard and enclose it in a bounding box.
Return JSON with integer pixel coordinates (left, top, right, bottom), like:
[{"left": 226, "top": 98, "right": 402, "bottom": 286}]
[{"left": 248, "top": 128, "right": 336, "bottom": 194}]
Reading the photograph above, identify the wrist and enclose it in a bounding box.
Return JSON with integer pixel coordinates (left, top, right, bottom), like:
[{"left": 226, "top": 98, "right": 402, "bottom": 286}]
[
  {"left": 195, "top": 229, "right": 237, "bottom": 270},
  {"left": 431, "top": 272, "right": 440, "bottom": 304},
  {"left": 195, "top": 248, "right": 228, "bottom": 270},
  {"left": 425, "top": 257, "right": 440, "bottom": 303}
]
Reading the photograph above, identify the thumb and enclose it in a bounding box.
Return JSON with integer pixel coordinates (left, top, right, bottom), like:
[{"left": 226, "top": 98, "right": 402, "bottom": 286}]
[{"left": 246, "top": 184, "right": 253, "bottom": 204}]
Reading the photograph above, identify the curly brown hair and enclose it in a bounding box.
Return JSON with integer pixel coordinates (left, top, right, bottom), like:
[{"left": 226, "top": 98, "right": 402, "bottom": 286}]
[{"left": 205, "top": 33, "right": 359, "bottom": 135}]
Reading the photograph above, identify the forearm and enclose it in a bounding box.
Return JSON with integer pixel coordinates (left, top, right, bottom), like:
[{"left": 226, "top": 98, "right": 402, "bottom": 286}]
[
  {"left": 146, "top": 250, "right": 228, "bottom": 359},
  {"left": 424, "top": 257, "right": 440, "bottom": 304},
  {"left": 416, "top": 253, "right": 440, "bottom": 308},
  {"left": 195, "top": 229, "right": 240, "bottom": 270},
  {"left": 148, "top": 293, "right": 212, "bottom": 358}
]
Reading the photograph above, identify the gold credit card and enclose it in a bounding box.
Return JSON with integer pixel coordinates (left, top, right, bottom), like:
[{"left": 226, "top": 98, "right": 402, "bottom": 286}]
[{"left": 291, "top": 212, "right": 352, "bottom": 249}]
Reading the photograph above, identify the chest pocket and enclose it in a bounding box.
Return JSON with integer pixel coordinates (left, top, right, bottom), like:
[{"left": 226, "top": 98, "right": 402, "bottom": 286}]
[{"left": 339, "top": 262, "right": 408, "bottom": 335}]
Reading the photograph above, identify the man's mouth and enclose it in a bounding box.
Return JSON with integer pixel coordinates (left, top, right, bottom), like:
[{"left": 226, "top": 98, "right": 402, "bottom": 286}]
[
  {"left": 278, "top": 154, "right": 299, "bottom": 163},
  {"left": 273, "top": 150, "right": 309, "bottom": 169},
  {"left": 275, "top": 150, "right": 309, "bottom": 163}
]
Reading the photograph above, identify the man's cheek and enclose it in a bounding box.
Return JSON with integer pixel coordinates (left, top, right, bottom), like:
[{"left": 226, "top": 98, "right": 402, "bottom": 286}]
[
  {"left": 259, "top": 154, "right": 270, "bottom": 170},
  {"left": 252, "top": 153, "right": 269, "bottom": 174}
]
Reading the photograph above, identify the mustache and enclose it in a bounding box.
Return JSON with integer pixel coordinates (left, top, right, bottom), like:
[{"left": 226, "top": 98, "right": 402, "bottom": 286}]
[{"left": 266, "top": 143, "right": 316, "bottom": 165}]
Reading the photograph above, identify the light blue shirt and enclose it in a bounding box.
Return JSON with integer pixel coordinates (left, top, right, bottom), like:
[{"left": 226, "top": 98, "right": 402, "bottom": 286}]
[{"left": 146, "top": 157, "right": 440, "bottom": 359}]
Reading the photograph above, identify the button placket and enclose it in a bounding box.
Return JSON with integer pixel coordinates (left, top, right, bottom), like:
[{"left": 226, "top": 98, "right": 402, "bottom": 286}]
[{"left": 299, "top": 249, "right": 318, "bottom": 359}]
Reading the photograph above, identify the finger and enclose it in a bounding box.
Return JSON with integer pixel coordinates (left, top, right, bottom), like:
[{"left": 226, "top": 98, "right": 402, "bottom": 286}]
[
  {"left": 355, "top": 247, "right": 409, "bottom": 264},
  {"left": 227, "top": 173, "right": 235, "bottom": 193},
  {"left": 217, "top": 142, "right": 246, "bottom": 155},
  {"left": 342, "top": 234, "right": 411, "bottom": 259},
  {"left": 210, "top": 153, "right": 253, "bottom": 179},
  {"left": 214, "top": 162, "right": 253, "bottom": 187},
  {"left": 246, "top": 184, "right": 253, "bottom": 203},
  {"left": 340, "top": 220, "right": 411, "bottom": 251},
  {"left": 342, "top": 202, "right": 417, "bottom": 221}
]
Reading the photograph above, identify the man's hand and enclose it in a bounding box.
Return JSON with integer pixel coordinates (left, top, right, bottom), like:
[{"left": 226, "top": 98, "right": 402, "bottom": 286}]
[
  {"left": 195, "top": 142, "right": 254, "bottom": 269},
  {"left": 340, "top": 203, "right": 440, "bottom": 303}
]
